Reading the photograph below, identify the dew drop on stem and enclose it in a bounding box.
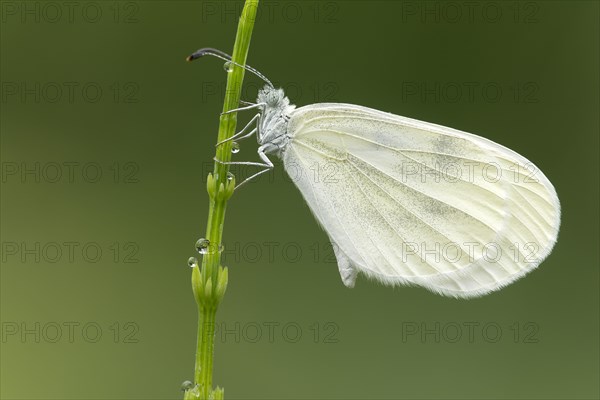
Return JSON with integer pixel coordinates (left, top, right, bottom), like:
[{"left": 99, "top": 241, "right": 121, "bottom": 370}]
[
  {"left": 195, "top": 238, "right": 211, "bottom": 254},
  {"left": 181, "top": 380, "right": 194, "bottom": 392},
  {"left": 187, "top": 257, "right": 198, "bottom": 268}
]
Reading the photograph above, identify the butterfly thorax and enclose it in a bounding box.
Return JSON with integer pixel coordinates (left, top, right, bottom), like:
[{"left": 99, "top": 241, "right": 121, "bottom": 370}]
[{"left": 257, "top": 86, "right": 296, "bottom": 156}]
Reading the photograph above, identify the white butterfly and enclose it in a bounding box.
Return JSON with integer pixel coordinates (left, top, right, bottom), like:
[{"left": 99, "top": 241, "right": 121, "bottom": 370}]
[{"left": 190, "top": 48, "right": 561, "bottom": 298}]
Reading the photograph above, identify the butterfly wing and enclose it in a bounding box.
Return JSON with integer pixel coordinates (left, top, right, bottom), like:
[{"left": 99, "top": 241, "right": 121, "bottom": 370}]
[{"left": 282, "top": 103, "right": 560, "bottom": 298}]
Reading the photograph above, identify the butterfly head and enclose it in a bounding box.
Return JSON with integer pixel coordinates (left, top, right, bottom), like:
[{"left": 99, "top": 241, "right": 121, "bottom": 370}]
[
  {"left": 256, "top": 85, "right": 295, "bottom": 151},
  {"left": 257, "top": 85, "right": 288, "bottom": 108},
  {"left": 257, "top": 85, "right": 295, "bottom": 120}
]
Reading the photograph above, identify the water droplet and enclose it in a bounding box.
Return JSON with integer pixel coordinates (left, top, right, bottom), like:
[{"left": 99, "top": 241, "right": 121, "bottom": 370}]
[
  {"left": 195, "top": 238, "right": 211, "bottom": 254},
  {"left": 181, "top": 380, "right": 194, "bottom": 391},
  {"left": 227, "top": 172, "right": 235, "bottom": 182},
  {"left": 187, "top": 257, "right": 198, "bottom": 268},
  {"left": 231, "top": 142, "right": 240, "bottom": 154},
  {"left": 223, "top": 61, "right": 233, "bottom": 73}
]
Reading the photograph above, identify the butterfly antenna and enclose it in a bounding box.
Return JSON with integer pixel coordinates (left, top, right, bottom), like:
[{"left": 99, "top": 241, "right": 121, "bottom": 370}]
[{"left": 187, "top": 47, "right": 274, "bottom": 88}]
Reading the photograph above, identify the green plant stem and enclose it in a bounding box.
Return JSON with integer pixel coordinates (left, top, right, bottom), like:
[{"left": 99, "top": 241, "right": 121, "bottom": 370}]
[
  {"left": 196, "top": 307, "right": 216, "bottom": 386},
  {"left": 186, "top": 1, "right": 259, "bottom": 399}
]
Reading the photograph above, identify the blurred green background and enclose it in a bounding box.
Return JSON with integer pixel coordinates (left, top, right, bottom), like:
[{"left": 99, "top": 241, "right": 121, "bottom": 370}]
[{"left": 1, "top": 1, "right": 598, "bottom": 399}]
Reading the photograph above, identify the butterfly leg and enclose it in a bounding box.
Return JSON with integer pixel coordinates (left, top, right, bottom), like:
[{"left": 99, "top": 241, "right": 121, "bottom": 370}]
[
  {"left": 213, "top": 143, "right": 275, "bottom": 190},
  {"left": 235, "top": 145, "right": 275, "bottom": 189},
  {"left": 215, "top": 113, "right": 260, "bottom": 147},
  {"left": 221, "top": 102, "right": 265, "bottom": 116}
]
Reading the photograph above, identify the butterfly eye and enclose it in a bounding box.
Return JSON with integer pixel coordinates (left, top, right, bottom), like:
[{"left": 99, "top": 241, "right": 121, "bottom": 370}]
[{"left": 266, "top": 92, "right": 280, "bottom": 106}]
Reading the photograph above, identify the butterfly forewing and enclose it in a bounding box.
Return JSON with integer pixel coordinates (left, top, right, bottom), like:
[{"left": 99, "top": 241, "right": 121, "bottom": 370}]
[{"left": 282, "top": 104, "right": 560, "bottom": 298}]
